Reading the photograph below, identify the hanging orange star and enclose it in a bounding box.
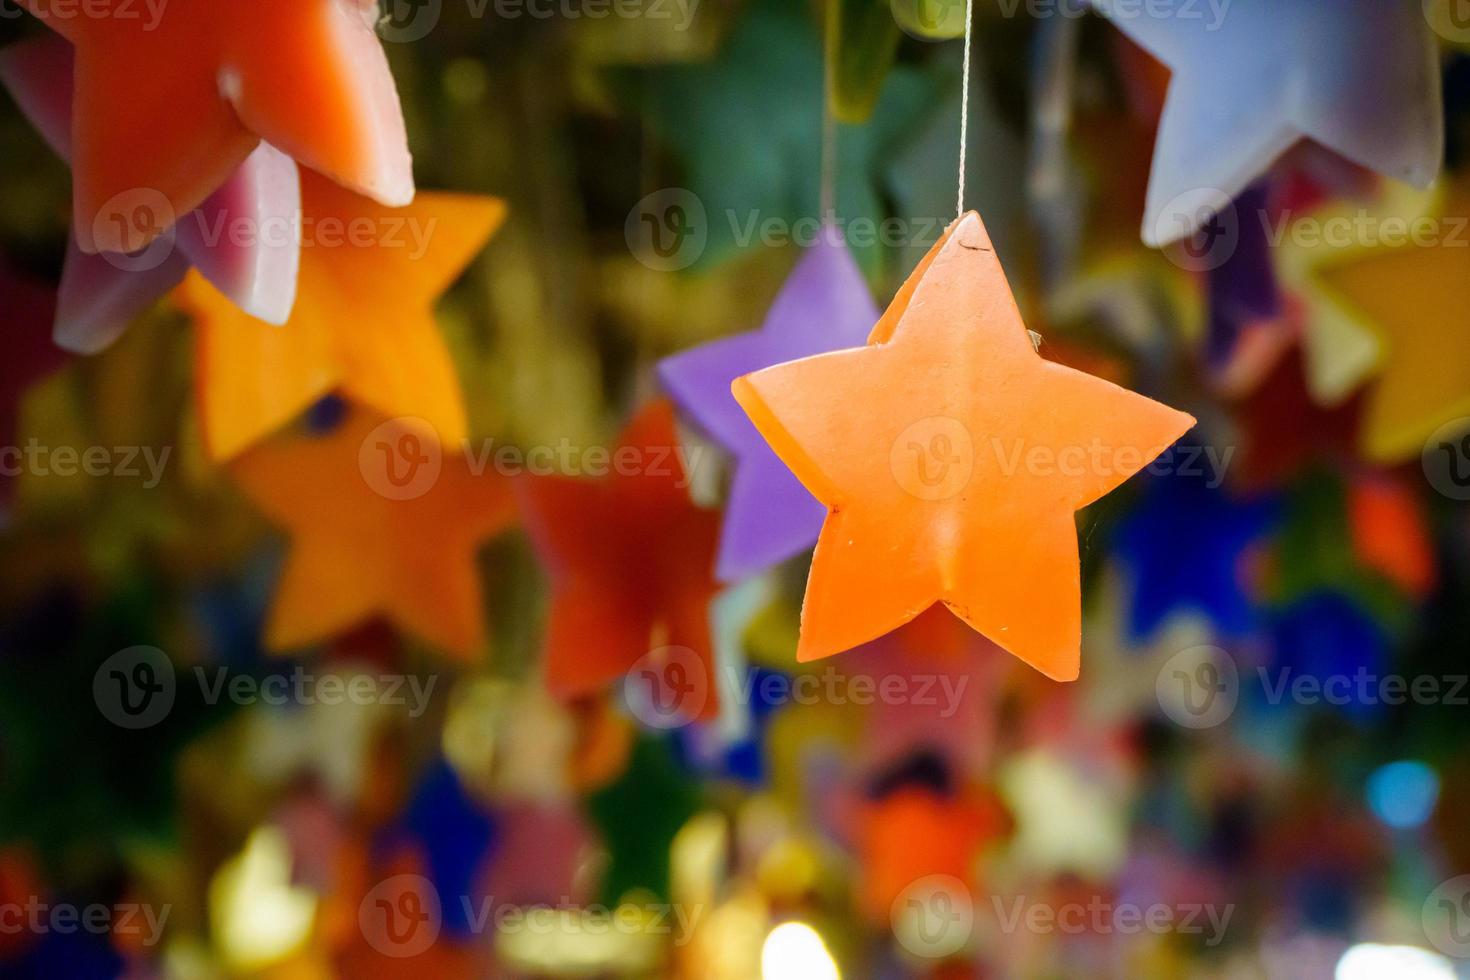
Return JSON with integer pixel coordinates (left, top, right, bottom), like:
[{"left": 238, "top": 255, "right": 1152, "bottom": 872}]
[
  {"left": 733, "top": 213, "right": 1194, "bottom": 680},
  {"left": 176, "top": 171, "right": 504, "bottom": 462},
  {"left": 857, "top": 787, "right": 1007, "bottom": 924},
  {"left": 20, "top": 0, "right": 412, "bottom": 253},
  {"left": 517, "top": 401, "right": 721, "bottom": 714},
  {"left": 230, "top": 407, "right": 516, "bottom": 657}
]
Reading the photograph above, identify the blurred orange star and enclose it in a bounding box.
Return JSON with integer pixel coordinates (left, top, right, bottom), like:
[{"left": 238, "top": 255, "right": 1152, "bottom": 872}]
[
  {"left": 734, "top": 213, "right": 1194, "bottom": 680},
  {"left": 231, "top": 407, "right": 516, "bottom": 658},
  {"left": 858, "top": 787, "right": 1006, "bottom": 924},
  {"left": 517, "top": 401, "right": 721, "bottom": 715},
  {"left": 177, "top": 172, "right": 504, "bottom": 462},
  {"left": 21, "top": 0, "right": 413, "bottom": 253}
]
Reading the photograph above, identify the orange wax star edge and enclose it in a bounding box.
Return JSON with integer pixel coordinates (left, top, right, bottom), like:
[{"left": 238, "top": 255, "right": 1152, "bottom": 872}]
[
  {"left": 732, "top": 213, "right": 1196, "bottom": 681},
  {"left": 230, "top": 407, "right": 517, "bottom": 658},
  {"left": 22, "top": 0, "right": 414, "bottom": 253},
  {"left": 516, "top": 400, "right": 722, "bottom": 719},
  {"left": 177, "top": 172, "right": 505, "bottom": 463}
]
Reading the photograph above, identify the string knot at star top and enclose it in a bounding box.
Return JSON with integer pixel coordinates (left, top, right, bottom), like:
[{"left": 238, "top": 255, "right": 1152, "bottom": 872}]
[
  {"left": 16, "top": 0, "right": 412, "bottom": 254},
  {"left": 732, "top": 213, "right": 1196, "bottom": 680}
]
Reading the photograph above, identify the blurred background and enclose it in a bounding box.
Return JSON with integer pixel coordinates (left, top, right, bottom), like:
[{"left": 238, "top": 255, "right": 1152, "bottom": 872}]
[{"left": 1, "top": 0, "right": 1470, "bottom": 977}]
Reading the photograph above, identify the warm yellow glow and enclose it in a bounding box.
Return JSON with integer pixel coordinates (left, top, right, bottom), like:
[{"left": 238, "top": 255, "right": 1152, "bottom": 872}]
[
  {"left": 208, "top": 826, "right": 318, "bottom": 971},
  {"left": 1335, "top": 944, "right": 1455, "bottom": 980},
  {"left": 761, "top": 922, "right": 840, "bottom": 980},
  {"left": 671, "top": 810, "right": 728, "bottom": 907}
]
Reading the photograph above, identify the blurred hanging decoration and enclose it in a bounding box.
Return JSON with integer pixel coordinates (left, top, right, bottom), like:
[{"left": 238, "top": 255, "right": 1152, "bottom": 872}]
[
  {"left": 1346, "top": 473, "right": 1436, "bottom": 600},
  {"left": 1264, "top": 472, "right": 1411, "bottom": 626},
  {"left": 639, "top": 0, "right": 933, "bottom": 271},
  {"left": 658, "top": 227, "right": 878, "bottom": 582},
  {"left": 733, "top": 214, "right": 1194, "bottom": 679},
  {"left": 177, "top": 172, "right": 504, "bottom": 461},
  {"left": 857, "top": 785, "right": 1007, "bottom": 926},
  {"left": 585, "top": 735, "right": 701, "bottom": 904},
  {"left": 1089, "top": 0, "right": 1442, "bottom": 247},
  {"left": 1111, "top": 466, "right": 1278, "bottom": 641},
  {"left": 397, "top": 760, "right": 501, "bottom": 939},
  {"left": 0, "top": 34, "right": 302, "bottom": 353},
  {"left": 10, "top": 0, "right": 412, "bottom": 255},
  {"left": 1203, "top": 183, "right": 1289, "bottom": 396},
  {"left": 230, "top": 407, "right": 518, "bottom": 657},
  {"left": 1274, "top": 180, "right": 1438, "bottom": 406},
  {"left": 1230, "top": 346, "right": 1362, "bottom": 490},
  {"left": 1311, "top": 187, "right": 1470, "bottom": 462},
  {"left": 517, "top": 401, "right": 721, "bottom": 716},
  {"left": 889, "top": 0, "right": 968, "bottom": 40},
  {"left": 1027, "top": 8, "right": 1085, "bottom": 288},
  {"left": 0, "top": 260, "right": 67, "bottom": 520},
  {"left": 826, "top": 0, "right": 902, "bottom": 123}
]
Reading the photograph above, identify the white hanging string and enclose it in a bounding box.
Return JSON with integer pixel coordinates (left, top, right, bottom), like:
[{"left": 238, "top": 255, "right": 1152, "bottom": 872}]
[{"left": 957, "top": 0, "right": 976, "bottom": 219}]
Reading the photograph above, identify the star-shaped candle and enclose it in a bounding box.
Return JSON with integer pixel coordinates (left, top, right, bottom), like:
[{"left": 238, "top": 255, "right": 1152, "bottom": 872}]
[
  {"left": 17, "top": 0, "right": 412, "bottom": 253},
  {"left": 178, "top": 172, "right": 504, "bottom": 462},
  {"left": 1313, "top": 189, "right": 1470, "bottom": 461},
  {"left": 517, "top": 401, "right": 721, "bottom": 712},
  {"left": 0, "top": 34, "right": 302, "bottom": 353},
  {"left": 1112, "top": 469, "right": 1277, "bottom": 641},
  {"left": 1092, "top": 0, "right": 1442, "bottom": 245},
  {"left": 658, "top": 227, "right": 877, "bottom": 582},
  {"left": 230, "top": 407, "right": 517, "bottom": 657},
  {"left": 732, "top": 214, "right": 1195, "bottom": 680}
]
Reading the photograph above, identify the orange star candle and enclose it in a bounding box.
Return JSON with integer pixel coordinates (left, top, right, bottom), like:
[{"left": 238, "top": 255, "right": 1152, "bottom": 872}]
[
  {"left": 231, "top": 407, "right": 516, "bottom": 658},
  {"left": 733, "top": 213, "right": 1195, "bottom": 680},
  {"left": 517, "top": 401, "right": 722, "bottom": 715},
  {"left": 177, "top": 172, "right": 504, "bottom": 462},
  {"left": 21, "top": 0, "right": 412, "bottom": 253}
]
